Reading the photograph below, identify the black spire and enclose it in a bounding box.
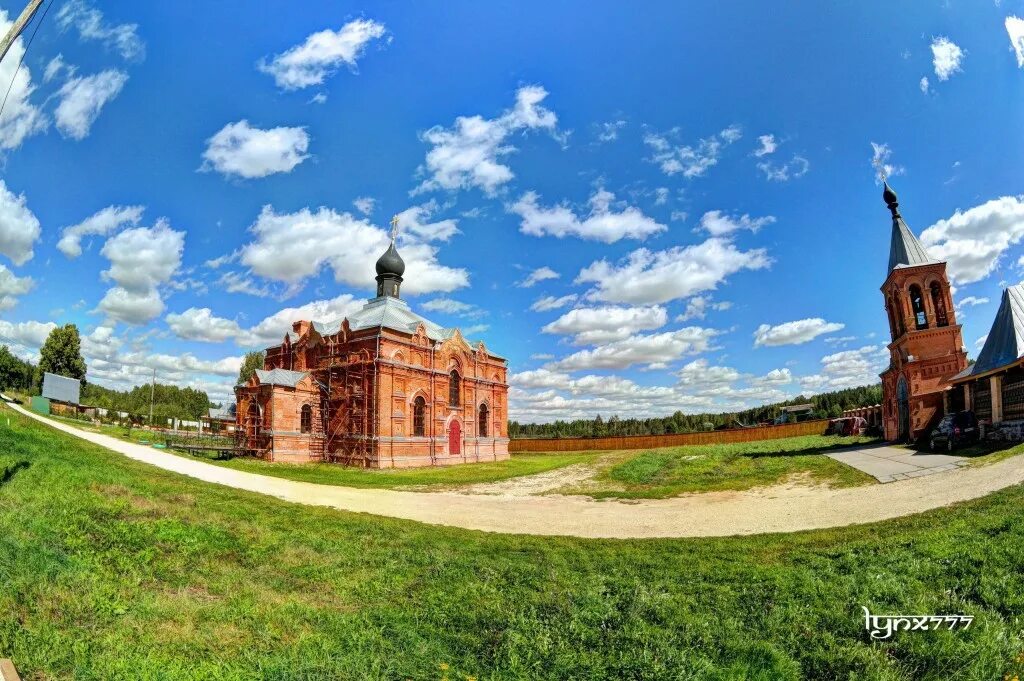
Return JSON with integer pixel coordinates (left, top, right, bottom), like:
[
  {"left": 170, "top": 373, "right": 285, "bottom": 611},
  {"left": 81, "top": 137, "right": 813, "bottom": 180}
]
[
  {"left": 883, "top": 181, "right": 935, "bottom": 273},
  {"left": 882, "top": 181, "right": 900, "bottom": 218},
  {"left": 375, "top": 240, "right": 405, "bottom": 298}
]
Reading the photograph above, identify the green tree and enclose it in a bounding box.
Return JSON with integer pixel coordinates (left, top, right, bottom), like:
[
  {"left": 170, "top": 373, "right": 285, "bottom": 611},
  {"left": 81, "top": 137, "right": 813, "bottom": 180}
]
[
  {"left": 38, "top": 324, "right": 87, "bottom": 383},
  {"left": 237, "top": 351, "right": 265, "bottom": 385}
]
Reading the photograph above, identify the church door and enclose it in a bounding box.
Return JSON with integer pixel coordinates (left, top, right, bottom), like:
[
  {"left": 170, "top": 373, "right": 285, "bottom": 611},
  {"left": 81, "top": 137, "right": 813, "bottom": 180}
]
[
  {"left": 448, "top": 420, "right": 461, "bottom": 456},
  {"left": 896, "top": 377, "right": 910, "bottom": 441}
]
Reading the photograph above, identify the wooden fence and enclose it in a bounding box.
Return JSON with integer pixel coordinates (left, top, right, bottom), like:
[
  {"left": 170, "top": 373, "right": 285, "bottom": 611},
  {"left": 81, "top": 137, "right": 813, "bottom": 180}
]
[{"left": 508, "top": 419, "right": 829, "bottom": 453}]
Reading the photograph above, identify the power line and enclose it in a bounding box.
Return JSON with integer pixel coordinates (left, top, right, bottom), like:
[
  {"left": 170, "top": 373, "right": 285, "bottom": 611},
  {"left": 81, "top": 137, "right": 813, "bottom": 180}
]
[{"left": 0, "top": 0, "right": 52, "bottom": 125}]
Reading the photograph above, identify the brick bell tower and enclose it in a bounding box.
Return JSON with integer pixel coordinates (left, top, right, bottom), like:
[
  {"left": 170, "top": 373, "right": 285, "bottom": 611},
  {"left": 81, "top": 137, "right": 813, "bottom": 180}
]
[{"left": 879, "top": 181, "right": 967, "bottom": 442}]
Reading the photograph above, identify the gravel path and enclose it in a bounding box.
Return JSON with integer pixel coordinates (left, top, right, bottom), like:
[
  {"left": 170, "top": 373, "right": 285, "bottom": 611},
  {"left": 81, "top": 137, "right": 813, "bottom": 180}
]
[{"left": 12, "top": 402, "right": 1024, "bottom": 539}]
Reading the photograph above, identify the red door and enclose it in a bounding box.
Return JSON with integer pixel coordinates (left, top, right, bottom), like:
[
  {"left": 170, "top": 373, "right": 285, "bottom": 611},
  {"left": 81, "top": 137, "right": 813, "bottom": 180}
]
[{"left": 448, "top": 420, "right": 461, "bottom": 456}]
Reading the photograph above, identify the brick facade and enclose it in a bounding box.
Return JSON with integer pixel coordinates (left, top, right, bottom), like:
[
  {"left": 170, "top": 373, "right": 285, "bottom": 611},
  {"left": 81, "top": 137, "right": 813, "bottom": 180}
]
[
  {"left": 878, "top": 185, "right": 967, "bottom": 442},
  {"left": 234, "top": 238, "right": 510, "bottom": 467}
]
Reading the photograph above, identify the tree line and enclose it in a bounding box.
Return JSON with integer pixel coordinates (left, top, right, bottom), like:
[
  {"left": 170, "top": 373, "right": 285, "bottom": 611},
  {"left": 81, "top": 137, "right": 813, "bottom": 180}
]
[
  {"left": 0, "top": 324, "right": 215, "bottom": 423},
  {"left": 81, "top": 382, "right": 213, "bottom": 423},
  {"left": 508, "top": 384, "right": 883, "bottom": 439}
]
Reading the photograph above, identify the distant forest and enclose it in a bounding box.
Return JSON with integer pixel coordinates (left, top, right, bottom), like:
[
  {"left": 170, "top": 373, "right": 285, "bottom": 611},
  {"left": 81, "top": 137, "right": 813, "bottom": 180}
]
[
  {"left": 81, "top": 383, "right": 213, "bottom": 423},
  {"left": 0, "top": 345, "right": 214, "bottom": 423},
  {"left": 508, "top": 384, "right": 883, "bottom": 439}
]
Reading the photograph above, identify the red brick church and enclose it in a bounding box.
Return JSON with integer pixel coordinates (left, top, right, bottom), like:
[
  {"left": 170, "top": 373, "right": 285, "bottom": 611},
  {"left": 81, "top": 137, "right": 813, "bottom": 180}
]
[
  {"left": 878, "top": 182, "right": 967, "bottom": 442},
  {"left": 235, "top": 226, "right": 510, "bottom": 467}
]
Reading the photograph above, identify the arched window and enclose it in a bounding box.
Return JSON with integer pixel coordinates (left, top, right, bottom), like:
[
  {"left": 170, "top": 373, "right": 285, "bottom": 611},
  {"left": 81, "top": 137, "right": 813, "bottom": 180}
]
[
  {"left": 449, "top": 370, "right": 461, "bottom": 407},
  {"left": 413, "top": 396, "right": 426, "bottom": 436},
  {"left": 300, "top": 404, "right": 312, "bottom": 434},
  {"left": 930, "top": 282, "right": 949, "bottom": 327},
  {"left": 909, "top": 285, "right": 928, "bottom": 330},
  {"left": 479, "top": 403, "right": 489, "bottom": 437},
  {"left": 886, "top": 297, "right": 898, "bottom": 341},
  {"left": 892, "top": 290, "right": 906, "bottom": 337}
]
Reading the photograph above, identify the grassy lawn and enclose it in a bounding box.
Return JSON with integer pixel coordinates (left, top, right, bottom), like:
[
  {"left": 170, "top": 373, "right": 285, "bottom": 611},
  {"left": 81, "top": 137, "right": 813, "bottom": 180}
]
[
  {"left": 3, "top": 407, "right": 1024, "bottom": 678},
  {"left": 200, "top": 450, "right": 602, "bottom": 490},
  {"left": 176, "top": 434, "right": 878, "bottom": 495},
  {"left": 558, "top": 434, "right": 881, "bottom": 498}
]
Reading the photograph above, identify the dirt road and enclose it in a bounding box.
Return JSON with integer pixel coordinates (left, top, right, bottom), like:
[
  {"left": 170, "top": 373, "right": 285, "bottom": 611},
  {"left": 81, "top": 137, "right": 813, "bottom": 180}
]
[{"left": 12, "top": 402, "right": 1024, "bottom": 539}]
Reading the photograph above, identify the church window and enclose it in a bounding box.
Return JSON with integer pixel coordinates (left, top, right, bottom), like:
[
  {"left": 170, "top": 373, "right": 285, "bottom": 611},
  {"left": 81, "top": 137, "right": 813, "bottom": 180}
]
[
  {"left": 479, "top": 403, "right": 489, "bottom": 437},
  {"left": 300, "top": 405, "right": 312, "bottom": 434},
  {"left": 930, "top": 282, "right": 948, "bottom": 327},
  {"left": 909, "top": 285, "right": 928, "bottom": 330},
  {"left": 892, "top": 290, "right": 906, "bottom": 336},
  {"left": 449, "top": 370, "right": 461, "bottom": 407},
  {"left": 413, "top": 396, "right": 426, "bottom": 436}
]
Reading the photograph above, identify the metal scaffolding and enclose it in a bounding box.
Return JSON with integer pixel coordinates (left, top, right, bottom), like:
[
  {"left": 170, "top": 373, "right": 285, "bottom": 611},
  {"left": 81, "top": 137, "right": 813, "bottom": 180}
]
[{"left": 323, "top": 355, "right": 376, "bottom": 466}]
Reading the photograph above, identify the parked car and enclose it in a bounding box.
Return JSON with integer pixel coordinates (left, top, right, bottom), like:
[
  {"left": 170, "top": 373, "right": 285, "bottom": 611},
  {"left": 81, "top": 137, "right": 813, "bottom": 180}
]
[
  {"left": 929, "top": 411, "right": 980, "bottom": 451},
  {"left": 825, "top": 417, "right": 868, "bottom": 436}
]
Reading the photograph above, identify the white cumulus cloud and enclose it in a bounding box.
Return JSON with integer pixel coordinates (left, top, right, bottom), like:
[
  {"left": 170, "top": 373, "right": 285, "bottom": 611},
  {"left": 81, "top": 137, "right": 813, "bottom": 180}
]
[
  {"left": 542, "top": 305, "right": 668, "bottom": 345},
  {"left": 55, "top": 70, "right": 128, "bottom": 140},
  {"left": 931, "top": 36, "right": 964, "bottom": 81},
  {"left": 0, "top": 180, "right": 40, "bottom": 266},
  {"left": 0, "top": 10, "right": 46, "bottom": 151},
  {"left": 57, "top": 204, "right": 144, "bottom": 258},
  {"left": 237, "top": 205, "right": 468, "bottom": 297},
  {"left": 699, "top": 210, "right": 776, "bottom": 236},
  {"left": 530, "top": 294, "right": 577, "bottom": 312},
  {"left": 0, "top": 264, "right": 33, "bottom": 310},
  {"left": 258, "top": 19, "right": 387, "bottom": 90},
  {"left": 394, "top": 200, "right": 459, "bottom": 241},
  {"left": 201, "top": 120, "right": 310, "bottom": 179},
  {"left": 518, "top": 266, "right": 559, "bottom": 288},
  {"left": 757, "top": 155, "right": 809, "bottom": 182},
  {"left": 1007, "top": 16, "right": 1024, "bottom": 68},
  {"left": 512, "top": 188, "right": 665, "bottom": 243},
  {"left": 166, "top": 307, "right": 243, "bottom": 343},
  {"left": 753, "top": 318, "right": 845, "bottom": 347},
  {"left": 415, "top": 85, "right": 559, "bottom": 196},
  {"left": 919, "top": 196, "right": 1024, "bottom": 284},
  {"left": 56, "top": 0, "right": 145, "bottom": 60},
  {"left": 577, "top": 238, "right": 771, "bottom": 305},
  {"left": 97, "top": 220, "right": 185, "bottom": 324},
  {"left": 548, "top": 327, "right": 721, "bottom": 371},
  {"left": 753, "top": 134, "right": 777, "bottom": 157},
  {"left": 870, "top": 142, "right": 904, "bottom": 184},
  {"left": 644, "top": 125, "right": 741, "bottom": 178}
]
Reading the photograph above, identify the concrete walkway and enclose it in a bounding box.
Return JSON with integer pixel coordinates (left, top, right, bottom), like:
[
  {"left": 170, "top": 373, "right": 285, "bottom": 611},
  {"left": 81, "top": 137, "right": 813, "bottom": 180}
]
[
  {"left": 827, "top": 443, "right": 968, "bottom": 483},
  {"left": 8, "top": 400, "right": 1024, "bottom": 539}
]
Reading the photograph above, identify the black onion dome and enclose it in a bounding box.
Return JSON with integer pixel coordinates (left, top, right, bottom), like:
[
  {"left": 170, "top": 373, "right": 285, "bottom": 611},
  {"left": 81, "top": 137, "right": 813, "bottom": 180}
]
[
  {"left": 375, "top": 242, "right": 405, "bottom": 277},
  {"left": 882, "top": 181, "right": 898, "bottom": 208}
]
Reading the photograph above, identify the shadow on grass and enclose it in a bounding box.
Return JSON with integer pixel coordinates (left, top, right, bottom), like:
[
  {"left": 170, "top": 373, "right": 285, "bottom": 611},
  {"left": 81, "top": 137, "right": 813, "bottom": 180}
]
[
  {"left": 903, "top": 439, "right": 1023, "bottom": 460},
  {"left": 742, "top": 439, "right": 882, "bottom": 459},
  {"left": 0, "top": 460, "right": 30, "bottom": 485}
]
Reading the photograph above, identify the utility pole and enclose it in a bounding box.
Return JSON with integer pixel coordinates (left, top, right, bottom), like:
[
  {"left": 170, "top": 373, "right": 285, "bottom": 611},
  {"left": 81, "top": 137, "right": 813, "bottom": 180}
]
[
  {"left": 0, "top": 0, "right": 43, "bottom": 66},
  {"left": 149, "top": 368, "right": 156, "bottom": 426}
]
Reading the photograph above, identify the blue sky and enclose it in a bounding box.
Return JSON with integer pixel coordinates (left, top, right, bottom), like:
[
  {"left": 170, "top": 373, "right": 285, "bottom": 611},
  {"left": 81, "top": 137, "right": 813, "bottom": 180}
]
[{"left": 0, "top": 0, "right": 1022, "bottom": 421}]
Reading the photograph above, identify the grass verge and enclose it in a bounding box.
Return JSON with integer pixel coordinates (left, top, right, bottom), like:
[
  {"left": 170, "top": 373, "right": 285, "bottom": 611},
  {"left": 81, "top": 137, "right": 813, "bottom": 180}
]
[
  {"left": 558, "top": 434, "right": 880, "bottom": 498},
  {"left": 200, "top": 449, "right": 602, "bottom": 489},
  {"left": 2, "top": 406, "right": 1024, "bottom": 678}
]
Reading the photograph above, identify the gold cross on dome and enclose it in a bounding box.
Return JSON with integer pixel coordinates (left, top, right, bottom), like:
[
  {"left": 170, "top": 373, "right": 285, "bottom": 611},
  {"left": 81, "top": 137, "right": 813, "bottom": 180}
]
[{"left": 390, "top": 214, "right": 400, "bottom": 241}]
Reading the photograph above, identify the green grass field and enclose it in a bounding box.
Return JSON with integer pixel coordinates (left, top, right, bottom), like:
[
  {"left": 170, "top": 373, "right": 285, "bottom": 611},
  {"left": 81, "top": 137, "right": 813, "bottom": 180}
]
[
  {"left": 559, "top": 434, "right": 880, "bottom": 498},
  {"left": 176, "top": 434, "right": 880, "bottom": 496},
  {"left": 203, "top": 450, "right": 602, "bottom": 489},
  {"left": 2, "top": 406, "right": 1024, "bottom": 679}
]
